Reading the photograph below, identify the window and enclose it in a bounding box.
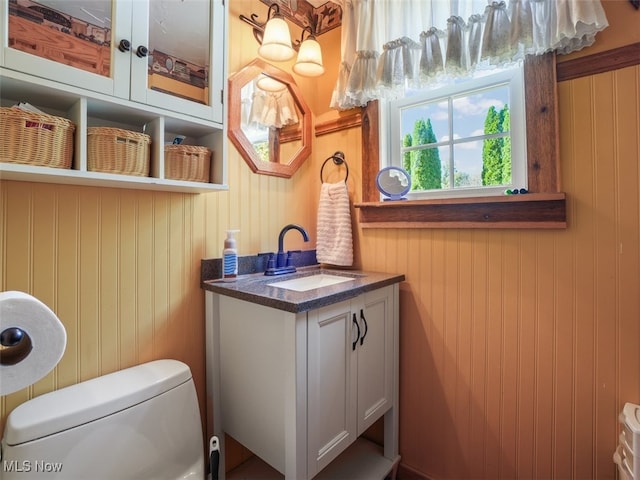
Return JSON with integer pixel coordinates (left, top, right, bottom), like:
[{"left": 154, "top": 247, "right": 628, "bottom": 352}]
[
  {"left": 385, "top": 66, "right": 526, "bottom": 199},
  {"left": 355, "top": 54, "right": 567, "bottom": 229}
]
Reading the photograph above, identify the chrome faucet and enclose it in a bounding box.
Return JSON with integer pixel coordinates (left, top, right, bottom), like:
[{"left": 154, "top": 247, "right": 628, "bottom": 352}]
[{"left": 264, "top": 224, "right": 310, "bottom": 275}]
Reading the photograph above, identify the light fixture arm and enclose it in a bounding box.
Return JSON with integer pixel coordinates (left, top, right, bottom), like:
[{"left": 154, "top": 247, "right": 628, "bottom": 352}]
[
  {"left": 239, "top": 2, "right": 280, "bottom": 29},
  {"left": 240, "top": 4, "right": 301, "bottom": 51},
  {"left": 293, "top": 26, "right": 315, "bottom": 50}
]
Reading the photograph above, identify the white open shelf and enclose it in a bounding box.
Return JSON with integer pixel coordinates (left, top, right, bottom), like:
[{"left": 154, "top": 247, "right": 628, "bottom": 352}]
[{"left": 1, "top": 68, "right": 228, "bottom": 193}]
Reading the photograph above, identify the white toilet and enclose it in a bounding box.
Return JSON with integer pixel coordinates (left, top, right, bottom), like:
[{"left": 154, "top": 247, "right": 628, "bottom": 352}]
[{"left": 0, "top": 359, "right": 204, "bottom": 479}]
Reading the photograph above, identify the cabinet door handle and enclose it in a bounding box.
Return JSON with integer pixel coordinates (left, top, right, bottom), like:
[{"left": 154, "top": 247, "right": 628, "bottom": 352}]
[
  {"left": 352, "top": 313, "right": 360, "bottom": 351},
  {"left": 136, "top": 45, "right": 149, "bottom": 58},
  {"left": 359, "top": 309, "right": 368, "bottom": 346},
  {"left": 118, "top": 39, "right": 131, "bottom": 52}
]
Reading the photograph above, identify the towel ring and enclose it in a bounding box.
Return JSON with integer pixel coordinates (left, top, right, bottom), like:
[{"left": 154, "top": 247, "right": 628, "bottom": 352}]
[{"left": 320, "top": 151, "right": 349, "bottom": 183}]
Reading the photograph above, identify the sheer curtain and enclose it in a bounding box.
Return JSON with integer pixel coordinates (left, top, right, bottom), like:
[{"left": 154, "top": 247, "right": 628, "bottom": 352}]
[
  {"left": 242, "top": 80, "right": 299, "bottom": 129},
  {"left": 330, "top": 0, "right": 609, "bottom": 110}
]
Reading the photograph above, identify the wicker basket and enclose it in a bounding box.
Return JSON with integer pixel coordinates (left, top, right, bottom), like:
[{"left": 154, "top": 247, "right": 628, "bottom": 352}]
[
  {"left": 164, "top": 145, "right": 211, "bottom": 183},
  {"left": 0, "top": 107, "right": 75, "bottom": 168},
  {"left": 87, "top": 127, "right": 150, "bottom": 176}
]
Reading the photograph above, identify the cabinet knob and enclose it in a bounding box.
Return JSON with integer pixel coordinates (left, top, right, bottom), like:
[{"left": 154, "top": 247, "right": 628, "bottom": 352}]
[
  {"left": 118, "top": 39, "right": 131, "bottom": 52},
  {"left": 136, "top": 45, "right": 149, "bottom": 58}
]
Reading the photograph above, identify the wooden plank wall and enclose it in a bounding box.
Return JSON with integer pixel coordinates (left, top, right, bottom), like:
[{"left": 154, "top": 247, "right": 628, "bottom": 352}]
[
  {"left": 1, "top": 3, "right": 638, "bottom": 480},
  {"left": 363, "top": 62, "right": 640, "bottom": 480}
]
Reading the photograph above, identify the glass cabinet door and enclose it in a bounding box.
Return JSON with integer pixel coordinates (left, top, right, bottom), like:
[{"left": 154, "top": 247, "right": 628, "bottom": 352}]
[
  {"left": 129, "top": 0, "right": 224, "bottom": 123},
  {"left": 4, "top": 0, "right": 131, "bottom": 98},
  {"left": 3, "top": 0, "right": 224, "bottom": 123}
]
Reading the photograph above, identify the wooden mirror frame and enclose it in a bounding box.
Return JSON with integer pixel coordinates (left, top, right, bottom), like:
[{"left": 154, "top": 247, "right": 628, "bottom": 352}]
[{"left": 228, "top": 58, "right": 312, "bottom": 178}]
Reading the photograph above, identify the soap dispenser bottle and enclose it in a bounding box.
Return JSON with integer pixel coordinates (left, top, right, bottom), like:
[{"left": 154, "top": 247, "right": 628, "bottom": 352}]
[{"left": 222, "top": 230, "right": 239, "bottom": 282}]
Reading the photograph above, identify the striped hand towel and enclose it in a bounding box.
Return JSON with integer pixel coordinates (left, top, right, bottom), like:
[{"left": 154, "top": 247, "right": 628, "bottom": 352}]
[{"left": 316, "top": 181, "right": 353, "bottom": 266}]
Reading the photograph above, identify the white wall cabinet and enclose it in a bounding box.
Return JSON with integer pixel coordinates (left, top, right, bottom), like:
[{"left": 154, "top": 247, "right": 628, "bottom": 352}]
[
  {"left": 0, "top": 0, "right": 227, "bottom": 192},
  {"left": 2, "top": 0, "right": 224, "bottom": 123},
  {"left": 205, "top": 285, "right": 400, "bottom": 480}
]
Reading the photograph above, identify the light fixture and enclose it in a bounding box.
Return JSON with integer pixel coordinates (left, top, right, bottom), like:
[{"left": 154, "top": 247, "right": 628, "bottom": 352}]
[
  {"left": 241, "top": 3, "right": 295, "bottom": 62},
  {"left": 256, "top": 74, "right": 287, "bottom": 92},
  {"left": 293, "top": 27, "right": 324, "bottom": 77},
  {"left": 239, "top": 3, "right": 325, "bottom": 77}
]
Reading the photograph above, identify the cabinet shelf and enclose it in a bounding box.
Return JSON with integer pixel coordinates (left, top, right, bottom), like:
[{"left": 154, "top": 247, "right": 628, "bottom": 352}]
[
  {"left": 227, "top": 438, "right": 400, "bottom": 480},
  {"left": 0, "top": 68, "right": 227, "bottom": 193},
  {"left": 0, "top": 162, "right": 226, "bottom": 193}
]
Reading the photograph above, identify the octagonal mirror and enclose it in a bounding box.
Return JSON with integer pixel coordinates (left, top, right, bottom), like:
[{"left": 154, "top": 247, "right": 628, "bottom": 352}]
[{"left": 228, "top": 58, "right": 312, "bottom": 178}]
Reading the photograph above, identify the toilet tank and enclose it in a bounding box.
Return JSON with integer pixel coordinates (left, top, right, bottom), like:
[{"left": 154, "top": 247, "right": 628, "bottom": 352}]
[{"left": 0, "top": 360, "right": 204, "bottom": 480}]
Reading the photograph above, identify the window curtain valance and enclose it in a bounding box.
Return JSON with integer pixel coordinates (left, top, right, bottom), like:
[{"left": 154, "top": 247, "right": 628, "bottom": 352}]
[
  {"left": 242, "top": 79, "right": 299, "bottom": 130},
  {"left": 330, "top": 0, "right": 609, "bottom": 110}
]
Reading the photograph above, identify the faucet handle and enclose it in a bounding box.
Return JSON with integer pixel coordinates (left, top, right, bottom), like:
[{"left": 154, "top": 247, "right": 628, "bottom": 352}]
[
  {"left": 286, "top": 250, "right": 301, "bottom": 267},
  {"left": 258, "top": 252, "right": 275, "bottom": 271}
]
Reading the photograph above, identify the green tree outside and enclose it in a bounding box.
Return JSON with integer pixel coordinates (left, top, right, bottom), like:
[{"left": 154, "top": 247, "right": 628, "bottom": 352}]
[
  {"left": 409, "top": 119, "right": 441, "bottom": 190},
  {"left": 255, "top": 142, "right": 269, "bottom": 163},
  {"left": 481, "top": 106, "right": 503, "bottom": 185},
  {"left": 403, "top": 133, "right": 412, "bottom": 174},
  {"left": 500, "top": 105, "right": 511, "bottom": 184},
  {"left": 481, "top": 104, "right": 511, "bottom": 186},
  {"left": 442, "top": 165, "right": 472, "bottom": 188}
]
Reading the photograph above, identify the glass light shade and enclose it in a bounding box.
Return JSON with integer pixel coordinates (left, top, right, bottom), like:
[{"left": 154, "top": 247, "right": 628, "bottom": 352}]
[
  {"left": 258, "top": 16, "right": 295, "bottom": 62},
  {"left": 293, "top": 37, "right": 324, "bottom": 77},
  {"left": 256, "top": 75, "right": 287, "bottom": 92}
]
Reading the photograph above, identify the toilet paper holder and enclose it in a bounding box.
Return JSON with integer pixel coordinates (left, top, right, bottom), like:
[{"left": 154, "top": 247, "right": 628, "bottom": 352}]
[
  {"left": 0, "top": 327, "right": 33, "bottom": 366},
  {"left": 0, "top": 291, "right": 67, "bottom": 395}
]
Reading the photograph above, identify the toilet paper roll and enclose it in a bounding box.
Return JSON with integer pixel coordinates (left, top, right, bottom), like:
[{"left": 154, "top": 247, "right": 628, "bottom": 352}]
[{"left": 0, "top": 291, "right": 67, "bottom": 395}]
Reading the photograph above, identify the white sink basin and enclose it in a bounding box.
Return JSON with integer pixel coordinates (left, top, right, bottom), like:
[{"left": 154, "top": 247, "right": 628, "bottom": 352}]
[{"left": 268, "top": 274, "right": 355, "bottom": 292}]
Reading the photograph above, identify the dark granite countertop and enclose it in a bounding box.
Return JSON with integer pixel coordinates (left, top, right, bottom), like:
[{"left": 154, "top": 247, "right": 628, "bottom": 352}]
[{"left": 201, "top": 265, "right": 405, "bottom": 313}]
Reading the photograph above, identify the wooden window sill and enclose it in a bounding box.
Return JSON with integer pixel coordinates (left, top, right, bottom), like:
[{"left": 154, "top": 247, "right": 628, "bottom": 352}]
[{"left": 354, "top": 192, "right": 566, "bottom": 229}]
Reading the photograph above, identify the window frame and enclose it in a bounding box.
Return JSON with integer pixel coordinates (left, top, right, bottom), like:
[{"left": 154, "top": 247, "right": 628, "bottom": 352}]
[{"left": 355, "top": 53, "right": 567, "bottom": 229}]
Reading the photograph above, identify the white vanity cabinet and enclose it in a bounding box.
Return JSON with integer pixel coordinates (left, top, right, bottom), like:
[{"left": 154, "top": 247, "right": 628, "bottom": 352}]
[
  {"left": 307, "top": 287, "right": 396, "bottom": 477},
  {"left": 2, "top": 0, "right": 225, "bottom": 123},
  {"left": 204, "top": 283, "right": 400, "bottom": 480}
]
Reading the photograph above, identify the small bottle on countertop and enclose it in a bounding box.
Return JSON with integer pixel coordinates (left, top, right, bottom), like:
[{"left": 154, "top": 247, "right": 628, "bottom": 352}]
[{"left": 222, "top": 230, "right": 239, "bottom": 282}]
